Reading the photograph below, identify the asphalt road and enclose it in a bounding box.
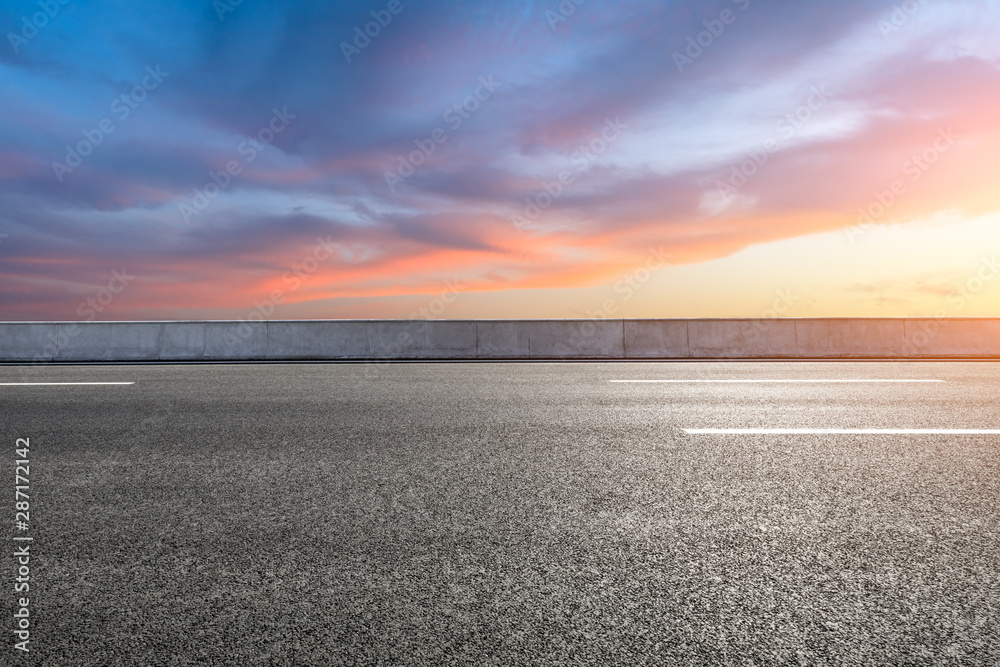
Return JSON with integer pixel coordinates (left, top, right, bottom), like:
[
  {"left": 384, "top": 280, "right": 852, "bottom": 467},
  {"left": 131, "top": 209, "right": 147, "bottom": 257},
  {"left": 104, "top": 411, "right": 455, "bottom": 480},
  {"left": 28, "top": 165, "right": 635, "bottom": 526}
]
[{"left": 2, "top": 361, "right": 999, "bottom": 666}]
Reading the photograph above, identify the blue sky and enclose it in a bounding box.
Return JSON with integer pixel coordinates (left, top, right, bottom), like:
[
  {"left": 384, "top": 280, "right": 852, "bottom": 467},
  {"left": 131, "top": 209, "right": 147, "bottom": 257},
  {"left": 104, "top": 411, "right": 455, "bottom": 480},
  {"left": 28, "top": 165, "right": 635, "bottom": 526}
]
[{"left": 3, "top": 0, "right": 1000, "bottom": 320}]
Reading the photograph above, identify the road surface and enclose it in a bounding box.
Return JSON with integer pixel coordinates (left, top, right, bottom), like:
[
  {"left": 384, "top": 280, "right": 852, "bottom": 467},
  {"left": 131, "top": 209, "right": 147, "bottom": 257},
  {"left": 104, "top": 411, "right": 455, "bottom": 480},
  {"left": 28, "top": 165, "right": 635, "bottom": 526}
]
[{"left": 2, "top": 361, "right": 998, "bottom": 665}]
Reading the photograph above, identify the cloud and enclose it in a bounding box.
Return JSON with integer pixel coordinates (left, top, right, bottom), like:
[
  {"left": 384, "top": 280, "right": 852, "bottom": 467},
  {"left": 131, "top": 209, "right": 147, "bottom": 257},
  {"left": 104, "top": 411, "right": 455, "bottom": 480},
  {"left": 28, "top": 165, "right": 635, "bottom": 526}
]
[{"left": 2, "top": 0, "right": 999, "bottom": 319}]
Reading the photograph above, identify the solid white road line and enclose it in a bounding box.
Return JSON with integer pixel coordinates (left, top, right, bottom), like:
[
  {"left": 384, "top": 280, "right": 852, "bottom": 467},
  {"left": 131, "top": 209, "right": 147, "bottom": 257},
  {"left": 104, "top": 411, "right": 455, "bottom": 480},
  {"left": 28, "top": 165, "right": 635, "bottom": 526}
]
[
  {"left": 685, "top": 429, "right": 1000, "bottom": 435},
  {"left": 0, "top": 382, "right": 135, "bottom": 386},
  {"left": 611, "top": 379, "right": 944, "bottom": 383}
]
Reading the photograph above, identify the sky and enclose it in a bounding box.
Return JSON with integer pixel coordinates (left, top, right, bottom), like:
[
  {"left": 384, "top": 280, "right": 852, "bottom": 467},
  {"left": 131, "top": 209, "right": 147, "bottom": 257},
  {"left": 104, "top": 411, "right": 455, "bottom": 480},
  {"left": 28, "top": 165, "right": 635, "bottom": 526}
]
[{"left": 2, "top": 0, "right": 1000, "bottom": 322}]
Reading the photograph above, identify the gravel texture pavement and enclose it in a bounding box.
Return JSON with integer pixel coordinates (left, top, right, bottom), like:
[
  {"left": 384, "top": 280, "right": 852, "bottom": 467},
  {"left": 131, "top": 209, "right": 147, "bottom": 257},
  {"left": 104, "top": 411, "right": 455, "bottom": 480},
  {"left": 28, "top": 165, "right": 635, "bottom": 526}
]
[{"left": 2, "top": 361, "right": 998, "bottom": 665}]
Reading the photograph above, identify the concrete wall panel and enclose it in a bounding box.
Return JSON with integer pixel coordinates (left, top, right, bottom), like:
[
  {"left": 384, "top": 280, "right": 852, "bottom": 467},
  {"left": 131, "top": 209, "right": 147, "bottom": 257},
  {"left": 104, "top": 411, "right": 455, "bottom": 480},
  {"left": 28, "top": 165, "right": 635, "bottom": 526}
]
[
  {"left": 521, "top": 320, "right": 624, "bottom": 358},
  {"left": 0, "top": 323, "right": 60, "bottom": 362},
  {"left": 368, "top": 320, "right": 477, "bottom": 359},
  {"left": 203, "top": 322, "right": 268, "bottom": 360},
  {"left": 160, "top": 322, "right": 207, "bottom": 360},
  {"left": 624, "top": 319, "right": 689, "bottom": 358},
  {"left": 476, "top": 321, "right": 531, "bottom": 359},
  {"left": 265, "top": 321, "right": 370, "bottom": 359},
  {"left": 687, "top": 320, "right": 797, "bottom": 358},
  {"left": 51, "top": 322, "right": 160, "bottom": 361},
  {"left": 4, "top": 318, "right": 1000, "bottom": 362},
  {"left": 795, "top": 319, "right": 906, "bottom": 358},
  {"left": 904, "top": 318, "right": 1000, "bottom": 358}
]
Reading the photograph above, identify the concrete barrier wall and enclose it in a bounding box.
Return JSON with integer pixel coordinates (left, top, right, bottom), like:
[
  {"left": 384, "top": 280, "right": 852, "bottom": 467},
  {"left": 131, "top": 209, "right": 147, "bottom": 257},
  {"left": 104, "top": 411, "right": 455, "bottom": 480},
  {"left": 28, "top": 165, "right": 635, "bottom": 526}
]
[{"left": 2, "top": 319, "right": 1000, "bottom": 362}]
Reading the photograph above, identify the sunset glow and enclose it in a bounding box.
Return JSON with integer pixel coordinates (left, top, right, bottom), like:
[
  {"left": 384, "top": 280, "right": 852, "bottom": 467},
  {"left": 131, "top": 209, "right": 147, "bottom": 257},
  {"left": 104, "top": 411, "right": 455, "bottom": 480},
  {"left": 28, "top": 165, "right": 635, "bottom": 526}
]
[{"left": 2, "top": 0, "right": 1000, "bottom": 320}]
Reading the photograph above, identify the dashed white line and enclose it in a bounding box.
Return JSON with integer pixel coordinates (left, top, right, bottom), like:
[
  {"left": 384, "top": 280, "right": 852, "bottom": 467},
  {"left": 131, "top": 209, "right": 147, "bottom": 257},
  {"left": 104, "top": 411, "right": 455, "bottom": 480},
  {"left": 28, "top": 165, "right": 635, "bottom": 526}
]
[
  {"left": 611, "top": 379, "right": 944, "bottom": 383},
  {"left": 685, "top": 429, "right": 1000, "bottom": 435},
  {"left": 0, "top": 382, "right": 135, "bottom": 386}
]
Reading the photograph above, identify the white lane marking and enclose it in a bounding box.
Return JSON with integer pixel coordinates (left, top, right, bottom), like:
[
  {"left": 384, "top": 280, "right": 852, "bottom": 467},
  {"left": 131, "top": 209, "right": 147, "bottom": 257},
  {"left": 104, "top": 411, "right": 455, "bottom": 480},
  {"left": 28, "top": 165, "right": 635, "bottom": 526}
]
[
  {"left": 611, "top": 379, "right": 944, "bottom": 383},
  {"left": 0, "top": 382, "right": 135, "bottom": 386},
  {"left": 685, "top": 429, "right": 1000, "bottom": 435}
]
